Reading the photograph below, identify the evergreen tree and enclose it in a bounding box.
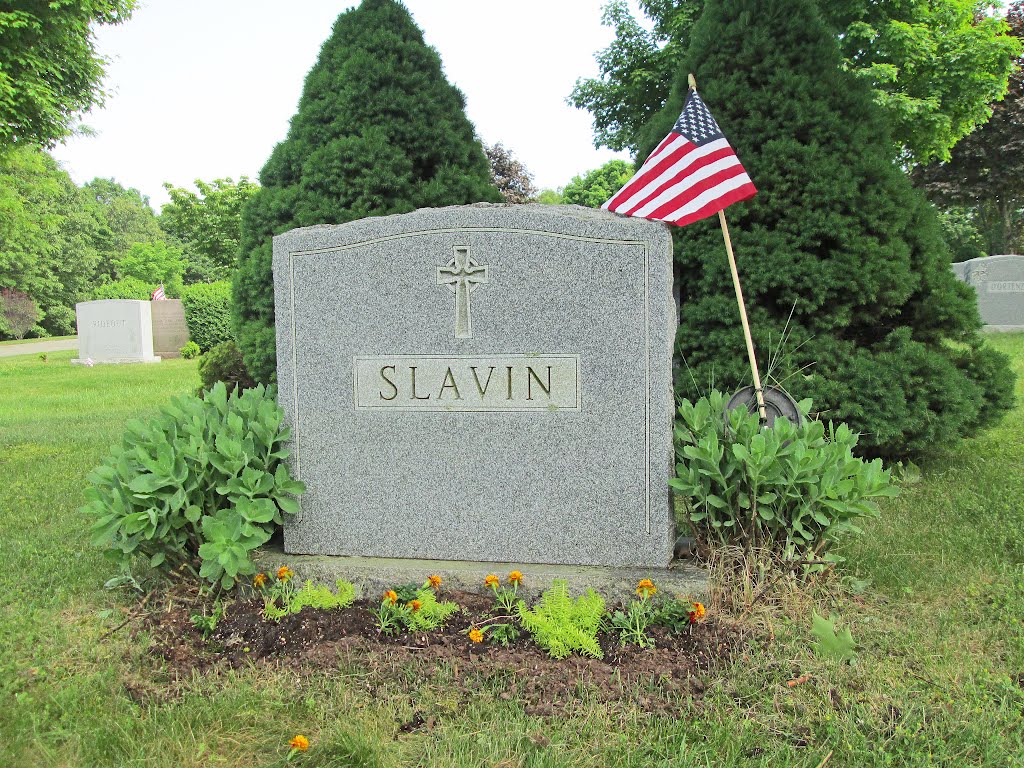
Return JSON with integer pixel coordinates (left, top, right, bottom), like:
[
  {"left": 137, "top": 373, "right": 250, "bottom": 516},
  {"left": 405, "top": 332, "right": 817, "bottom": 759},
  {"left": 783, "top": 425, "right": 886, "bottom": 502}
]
[
  {"left": 233, "top": 0, "right": 500, "bottom": 382},
  {"left": 639, "top": 0, "right": 1014, "bottom": 459}
]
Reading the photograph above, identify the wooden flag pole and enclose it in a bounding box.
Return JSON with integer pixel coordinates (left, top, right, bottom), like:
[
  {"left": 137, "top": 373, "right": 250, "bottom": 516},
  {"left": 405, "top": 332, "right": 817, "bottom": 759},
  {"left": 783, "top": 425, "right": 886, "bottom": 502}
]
[
  {"left": 687, "top": 73, "right": 767, "bottom": 423},
  {"left": 718, "top": 209, "right": 768, "bottom": 423}
]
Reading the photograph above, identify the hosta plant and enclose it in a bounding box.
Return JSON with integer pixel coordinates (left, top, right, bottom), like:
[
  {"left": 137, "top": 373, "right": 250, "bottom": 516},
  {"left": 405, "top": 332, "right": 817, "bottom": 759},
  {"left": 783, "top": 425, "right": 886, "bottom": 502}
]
[
  {"left": 671, "top": 391, "right": 898, "bottom": 564},
  {"left": 86, "top": 382, "right": 304, "bottom": 588}
]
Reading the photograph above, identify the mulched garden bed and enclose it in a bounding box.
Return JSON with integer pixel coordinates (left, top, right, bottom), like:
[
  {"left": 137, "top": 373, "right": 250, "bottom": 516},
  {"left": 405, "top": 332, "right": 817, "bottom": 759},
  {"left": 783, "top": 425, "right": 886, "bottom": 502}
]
[{"left": 134, "top": 588, "right": 747, "bottom": 714}]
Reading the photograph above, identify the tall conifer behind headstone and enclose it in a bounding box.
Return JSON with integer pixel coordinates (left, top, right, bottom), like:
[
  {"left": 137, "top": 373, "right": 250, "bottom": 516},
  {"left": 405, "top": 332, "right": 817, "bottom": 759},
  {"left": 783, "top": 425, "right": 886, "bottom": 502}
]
[
  {"left": 638, "top": 0, "right": 1014, "bottom": 459},
  {"left": 233, "top": 0, "right": 501, "bottom": 382}
]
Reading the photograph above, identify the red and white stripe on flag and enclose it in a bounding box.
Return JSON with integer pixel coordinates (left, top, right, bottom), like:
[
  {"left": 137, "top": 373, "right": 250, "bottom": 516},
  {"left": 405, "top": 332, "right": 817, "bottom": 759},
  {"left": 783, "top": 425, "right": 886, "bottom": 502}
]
[
  {"left": 151, "top": 284, "right": 166, "bottom": 301},
  {"left": 603, "top": 89, "right": 756, "bottom": 227}
]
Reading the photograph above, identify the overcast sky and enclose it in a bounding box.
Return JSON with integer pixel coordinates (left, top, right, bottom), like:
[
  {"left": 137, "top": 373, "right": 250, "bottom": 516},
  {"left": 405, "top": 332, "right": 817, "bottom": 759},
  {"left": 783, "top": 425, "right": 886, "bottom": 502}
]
[{"left": 51, "top": 0, "right": 636, "bottom": 212}]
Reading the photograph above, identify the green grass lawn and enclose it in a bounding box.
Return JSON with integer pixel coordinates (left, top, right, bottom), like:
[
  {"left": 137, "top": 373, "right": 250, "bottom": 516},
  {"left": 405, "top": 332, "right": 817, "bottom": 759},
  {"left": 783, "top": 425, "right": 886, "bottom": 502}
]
[{"left": 1, "top": 343, "right": 1023, "bottom": 767}]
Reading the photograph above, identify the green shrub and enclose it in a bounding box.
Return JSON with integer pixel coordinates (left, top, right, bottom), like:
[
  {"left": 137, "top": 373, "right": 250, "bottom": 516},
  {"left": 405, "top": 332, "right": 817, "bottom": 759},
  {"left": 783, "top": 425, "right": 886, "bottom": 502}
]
[
  {"left": 180, "top": 281, "right": 233, "bottom": 351},
  {"left": 670, "top": 391, "right": 899, "bottom": 564},
  {"left": 198, "top": 341, "right": 256, "bottom": 394},
  {"left": 91, "top": 277, "right": 153, "bottom": 301},
  {"left": 180, "top": 340, "right": 201, "bottom": 359},
  {"left": 85, "top": 382, "right": 304, "bottom": 589},
  {"left": 517, "top": 580, "right": 605, "bottom": 659},
  {"left": 638, "top": 0, "right": 1014, "bottom": 460},
  {"left": 43, "top": 304, "right": 76, "bottom": 336}
]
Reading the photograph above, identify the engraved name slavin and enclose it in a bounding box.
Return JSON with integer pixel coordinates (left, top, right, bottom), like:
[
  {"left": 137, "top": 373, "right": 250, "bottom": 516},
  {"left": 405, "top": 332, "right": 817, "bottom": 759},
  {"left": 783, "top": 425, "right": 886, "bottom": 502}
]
[{"left": 353, "top": 355, "right": 580, "bottom": 411}]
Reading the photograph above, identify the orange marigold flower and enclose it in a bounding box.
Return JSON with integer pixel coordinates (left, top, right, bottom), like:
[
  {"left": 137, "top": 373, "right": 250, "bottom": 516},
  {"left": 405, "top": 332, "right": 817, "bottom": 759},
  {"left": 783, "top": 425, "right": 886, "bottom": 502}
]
[
  {"left": 636, "top": 578, "right": 656, "bottom": 597},
  {"left": 276, "top": 566, "right": 294, "bottom": 582},
  {"left": 383, "top": 590, "right": 398, "bottom": 604},
  {"left": 689, "top": 601, "right": 707, "bottom": 623},
  {"left": 408, "top": 599, "right": 422, "bottom": 612},
  {"left": 468, "top": 627, "right": 484, "bottom": 643},
  {"left": 508, "top": 570, "right": 523, "bottom": 584},
  {"left": 427, "top": 574, "right": 443, "bottom": 590},
  {"left": 484, "top": 573, "right": 500, "bottom": 587},
  {"left": 289, "top": 734, "right": 309, "bottom": 752},
  {"left": 253, "top": 573, "right": 267, "bottom": 588}
]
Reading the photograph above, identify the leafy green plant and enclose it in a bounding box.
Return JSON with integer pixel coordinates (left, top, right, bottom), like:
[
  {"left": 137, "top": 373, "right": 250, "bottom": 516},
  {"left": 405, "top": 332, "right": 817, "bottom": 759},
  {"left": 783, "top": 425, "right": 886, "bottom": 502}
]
[
  {"left": 609, "top": 579, "right": 658, "bottom": 648},
  {"left": 810, "top": 611, "right": 857, "bottom": 663},
  {"left": 262, "top": 579, "right": 355, "bottom": 622},
  {"left": 180, "top": 340, "right": 201, "bottom": 359},
  {"left": 373, "top": 580, "right": 459, "bottom": 636},
  {"left": 198, "top": 340, "right": 255, "bottom": 394},
  {"left": 671, "top": 391, "right": 899, "bottom": 564},
  {"left": 190, "top": 599, "right": 226, "bottom": 639},
  {"left": 517, "top": 580, "right": 605, "bottom": 659},
  {"left": 86, "top": 381, "right": 304, "bottom": 588}
]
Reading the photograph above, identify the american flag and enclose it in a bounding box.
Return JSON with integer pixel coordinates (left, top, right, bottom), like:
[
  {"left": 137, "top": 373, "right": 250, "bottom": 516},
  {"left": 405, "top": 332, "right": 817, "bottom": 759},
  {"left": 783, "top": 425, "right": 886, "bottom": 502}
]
[
  {"left": 603, "top": 88, "right": 756, "bottom": 226},
  {"left": 151, "top": 284, "right": 166, "bottom": 301}
]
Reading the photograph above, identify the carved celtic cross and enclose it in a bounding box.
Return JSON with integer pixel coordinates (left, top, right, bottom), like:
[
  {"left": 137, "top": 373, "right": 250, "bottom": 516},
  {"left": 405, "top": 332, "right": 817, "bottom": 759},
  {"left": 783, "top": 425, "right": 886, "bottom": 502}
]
[{"left": 437, "top": 245, "right": 488, "bottom": 338}]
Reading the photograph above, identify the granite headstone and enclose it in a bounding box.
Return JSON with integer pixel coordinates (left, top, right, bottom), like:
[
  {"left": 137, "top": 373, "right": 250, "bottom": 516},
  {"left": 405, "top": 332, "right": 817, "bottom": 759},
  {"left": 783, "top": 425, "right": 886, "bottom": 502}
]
[
  {"left": 71, "top": 299, "right": 160, "bottom": 364},
  {"left": 150, "top": 299, "right": 190, "bottom": 358},
  {"left": 273, "top": 204, "right": 676, "bottom": 567},
  {"left": 952, "top": 255, "right": 1024, "bottom": 331}
]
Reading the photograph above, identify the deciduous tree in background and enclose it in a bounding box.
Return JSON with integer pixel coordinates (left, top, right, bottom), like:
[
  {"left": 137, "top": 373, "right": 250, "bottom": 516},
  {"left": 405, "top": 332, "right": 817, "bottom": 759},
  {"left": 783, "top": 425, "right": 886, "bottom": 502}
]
[
  {"left": 0, "top": 147, "right": 103, "bottom": 336},
  {"left": 641, "top": 0, "right": 1013, "bottom": 459},
  {"left": 915, "top": 1, "right": 1024, "bottom": 254},
  {"left": 81, "top": 177, "right": 166, "bottom": 279},
  {"left": 233, "top": 0, "right": 500, "bottom": 383},
  {"left": 0, "top": 288, "right": 41, "bottom": 339},
  {"left": 484, "top": 144, "right": 536, "bottom": 204},
  {"left": 0, "top": 1, "right": 136, "bottom": 149},
  {"left": 561, "top": 160, "right": 633, "bottom": 209},
  {"left": 161, "top": 177, "right": 259, "bottom": 281},
  {"left": 570, "top": 0, "right": 1022, "bottom": 165}
]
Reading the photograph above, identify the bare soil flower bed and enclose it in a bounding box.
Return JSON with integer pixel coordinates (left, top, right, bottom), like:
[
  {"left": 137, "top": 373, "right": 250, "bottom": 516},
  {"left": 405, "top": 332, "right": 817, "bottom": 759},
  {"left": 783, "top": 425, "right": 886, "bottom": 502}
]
[{"left": 136, "top": 588, "right": 746, "bottom": 714}]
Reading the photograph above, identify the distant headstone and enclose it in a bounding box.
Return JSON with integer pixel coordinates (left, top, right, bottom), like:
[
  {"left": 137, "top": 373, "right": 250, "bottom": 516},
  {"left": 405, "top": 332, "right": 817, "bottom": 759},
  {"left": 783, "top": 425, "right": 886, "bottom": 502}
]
[
  {"left": 71, "top": 300, "right": 161, "bottom": 365},
  {"left": 273, "top": 204, "right": 676, "bottom": 567},
  {"left": 150, "top": 299, "right": 190, "bottom": 358},
  {"left": 952, "top": 255, "right": 1024, "bottom": 331}
]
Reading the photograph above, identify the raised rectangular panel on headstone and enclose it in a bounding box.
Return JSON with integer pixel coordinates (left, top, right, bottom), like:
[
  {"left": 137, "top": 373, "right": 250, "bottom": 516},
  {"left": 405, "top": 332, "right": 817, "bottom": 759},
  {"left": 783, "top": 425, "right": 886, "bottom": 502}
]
[
  {"left": 273, "top": 204, "right": 676, "bottom": 568},
  {"left": 71, "top": 300, "right": 161, "bottom": 364},
  {"left": 951, "top": 255, "right": 1024, "bottom": 331},
  {"left": 150, "top": 299, "right": 190, "bottom": 358}
]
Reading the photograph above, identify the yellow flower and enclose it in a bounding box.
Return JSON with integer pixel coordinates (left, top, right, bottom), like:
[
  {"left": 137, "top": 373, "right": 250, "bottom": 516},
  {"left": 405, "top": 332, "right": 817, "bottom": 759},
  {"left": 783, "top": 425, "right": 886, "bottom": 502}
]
[
  {"left": 508, "top": 570, "right": 523, "bottom": 585},
  {"left": 383, "top": 590, "right": 398, "bottom": 604},
  {"left": 636, "top": 578, "right": 656, "bottom": 597},
  {"left": 276, "top": 566, "right": 294, "bottom": 582},
  {"left": 468, "top": 627, "right": 484, "bottom": 643},
  {"left": 484, "top": 573, "right": 500, "bottom": 588},
  {"left": 253, "top": 573, "right": 267, "bottom": 588},
  {"left": 408, "top": 599, "right": 422, "bottom": 612},
  {"left": 427, "top": 574, "right": 443, "bottom": 590},
  {"left": 689, "top": 601, "right": 706, "bottom": 623},
  {"left": 289, "top": 734, "right": 309, "bottom": 752}
]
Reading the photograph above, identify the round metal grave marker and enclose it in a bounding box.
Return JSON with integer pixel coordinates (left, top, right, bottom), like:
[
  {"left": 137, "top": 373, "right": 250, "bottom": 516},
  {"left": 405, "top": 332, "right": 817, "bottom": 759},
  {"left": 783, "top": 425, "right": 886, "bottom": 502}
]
[{"left": 726, "top": 386, "right": 803, "bottom": 428}]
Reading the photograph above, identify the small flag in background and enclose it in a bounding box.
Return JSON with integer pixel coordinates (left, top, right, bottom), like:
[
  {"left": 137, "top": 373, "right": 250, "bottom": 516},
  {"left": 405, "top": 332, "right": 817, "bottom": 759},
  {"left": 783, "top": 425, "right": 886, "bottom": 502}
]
[
  {"left": 603, "top": 88, "right": 756, "bottom": 227},
  {"left": 151, "top": 284, "right": 166, "bottom": 301}
]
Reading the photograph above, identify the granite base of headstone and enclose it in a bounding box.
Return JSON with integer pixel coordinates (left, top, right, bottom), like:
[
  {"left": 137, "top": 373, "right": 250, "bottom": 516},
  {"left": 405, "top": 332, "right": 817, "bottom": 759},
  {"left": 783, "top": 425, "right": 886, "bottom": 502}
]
[
  {"left": 952, "top": 255, "right": 1024, "bottom": 331},
  {"left": 71, "top": 299, "right": 161, "bottom": 364},
  {"left": 273, "top": 204, "right": 678, "bottom": 570},
  {"left": 150, "top": 299, "right": 190, "bottom": 358}
]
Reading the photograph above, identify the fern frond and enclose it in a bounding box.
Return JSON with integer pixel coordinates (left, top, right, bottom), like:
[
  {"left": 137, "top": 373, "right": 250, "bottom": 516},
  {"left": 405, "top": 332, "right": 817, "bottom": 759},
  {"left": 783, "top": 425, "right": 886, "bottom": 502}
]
[{"left": 518, "top": 580, "right": 605, "bottom": 659}]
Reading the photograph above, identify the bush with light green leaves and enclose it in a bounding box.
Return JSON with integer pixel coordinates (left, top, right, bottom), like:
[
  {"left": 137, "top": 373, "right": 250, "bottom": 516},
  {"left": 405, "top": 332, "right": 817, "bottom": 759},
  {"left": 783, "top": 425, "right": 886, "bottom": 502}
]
[
  {"left": 86, "top": 382, "right": 303, "bottom": 588},
  {"left": 671, "top": 391, "right": 898, "bottom": 565}
]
